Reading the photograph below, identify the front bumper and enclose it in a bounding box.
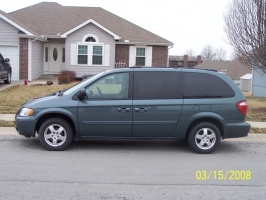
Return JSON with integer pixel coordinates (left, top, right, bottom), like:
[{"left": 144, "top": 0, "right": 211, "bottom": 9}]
[
  {"left": 222, "top": 121, "right": 250, "bottom": 139},
  {"left": 15, "top": 115, "right": 36, "bottom": 138}
]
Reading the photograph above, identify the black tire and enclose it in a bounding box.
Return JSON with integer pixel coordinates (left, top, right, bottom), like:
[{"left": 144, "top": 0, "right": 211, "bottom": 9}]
[
  {"left": 38, "top": 118, "right": 73, "bottom": 151},
  {"left": 188, "top": 122, "right": 221, "bottom": 154},
  {"left": 4, "top": 71, "right": 11, "bottom": 84}
]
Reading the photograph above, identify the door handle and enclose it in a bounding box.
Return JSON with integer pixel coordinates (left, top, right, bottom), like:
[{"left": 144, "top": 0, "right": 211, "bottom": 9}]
[
  {"left": 118, "top": 108, "right": 131, "bottom": 112},
  {"left": 134, "top": 108, "right": 147, "bottom": 112}
]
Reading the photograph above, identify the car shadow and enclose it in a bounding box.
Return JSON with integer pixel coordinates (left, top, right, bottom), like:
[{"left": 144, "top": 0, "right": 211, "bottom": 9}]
[{"left": 17, "top": 137, "right": 255, "bottom": 155}]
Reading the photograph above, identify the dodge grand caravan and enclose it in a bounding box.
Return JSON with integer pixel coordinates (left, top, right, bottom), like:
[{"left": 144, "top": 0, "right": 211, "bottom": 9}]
[{"left": 15, "top": 68, "right": 250, "bottom": 153}]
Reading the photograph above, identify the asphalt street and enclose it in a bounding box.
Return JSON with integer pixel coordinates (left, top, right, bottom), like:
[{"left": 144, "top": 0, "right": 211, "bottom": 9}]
[{"left": 0, "top": 135, "right": 265, "bottom": 200}]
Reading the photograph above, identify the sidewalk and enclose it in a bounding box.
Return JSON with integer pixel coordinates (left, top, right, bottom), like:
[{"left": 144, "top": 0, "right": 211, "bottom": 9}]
[
  {"left": 0, "top": 78, "right": 57, "bottom": 92},
  {"left": 0, "top": 114, "right": 265, "bottom": 142}
]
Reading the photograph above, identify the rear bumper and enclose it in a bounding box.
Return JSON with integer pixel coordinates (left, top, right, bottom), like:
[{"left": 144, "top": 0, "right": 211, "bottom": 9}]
[
  {"left": 222, "top": 121, "right": 250, "bottom": 139},
  {"left": 15, "top": 115, "right": 36, "bottom": 138}
]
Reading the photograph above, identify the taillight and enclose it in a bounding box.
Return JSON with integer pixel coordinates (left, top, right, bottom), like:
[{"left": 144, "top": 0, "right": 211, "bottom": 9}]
[{"left": 236, "top": 100, "right": 248, "bottom": 116}]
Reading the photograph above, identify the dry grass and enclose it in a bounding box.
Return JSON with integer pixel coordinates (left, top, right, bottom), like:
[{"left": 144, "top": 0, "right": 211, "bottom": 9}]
[
  {"left": 0, "top": 83, "right": 77, "bottom": 114},
  {"left": 0, "top": 120, "right": 14, "bottom": 127},
  {"left": 245, "top": 92, "right": 266, "bottom": 121}
]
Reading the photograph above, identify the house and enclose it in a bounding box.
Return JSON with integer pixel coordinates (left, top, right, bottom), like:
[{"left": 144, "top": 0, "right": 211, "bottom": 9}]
[
  {"left": 0, "top": 2, "right": 173, "bottom": 81},
  {"left": 196, "top": 60, "right": 252, "bottom": 85},
  {"left": 252, "top": 68, "right": 266, "bottom": 97},
  {"left": 169, "top": 55, "right": 204, "bottom": 68}
]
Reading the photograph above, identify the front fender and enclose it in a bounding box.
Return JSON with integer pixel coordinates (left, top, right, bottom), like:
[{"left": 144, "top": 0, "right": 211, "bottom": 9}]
[{"left": 35, "top": 108, "right": 79, "bottom": 135}]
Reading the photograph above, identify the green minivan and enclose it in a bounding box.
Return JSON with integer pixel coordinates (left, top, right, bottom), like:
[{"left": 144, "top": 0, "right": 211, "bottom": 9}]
[{"left": 15, "top": 67, "right": 250, "bottom": 153}]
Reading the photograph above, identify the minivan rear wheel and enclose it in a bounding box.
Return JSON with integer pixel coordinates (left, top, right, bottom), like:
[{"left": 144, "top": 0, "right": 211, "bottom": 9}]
[
  {"left": 38, "top": 118, "right": 73, "bottom": 151},
  {"left": 188, "top": 122, "right": 221, "bottom": 154}
]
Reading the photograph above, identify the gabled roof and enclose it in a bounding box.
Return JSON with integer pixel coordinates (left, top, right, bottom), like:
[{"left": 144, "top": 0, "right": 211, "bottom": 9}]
[
  {"left": 0, "top": 10, "right": 46, "bottom": 41},
  {"left": 8, "top": 2, "right": 172, "bottom": 45},
  {"left": 196, "top": 60, "right": 252, "bottom": 80}
]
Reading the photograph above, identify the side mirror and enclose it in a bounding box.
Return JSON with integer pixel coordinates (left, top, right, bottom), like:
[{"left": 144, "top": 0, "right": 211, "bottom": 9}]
[
  {"left": 4, "top": 58, "right": 10, "bottom": 62},
  {"left": 77, "top": 88, "right": 87, "bottom": 100}
]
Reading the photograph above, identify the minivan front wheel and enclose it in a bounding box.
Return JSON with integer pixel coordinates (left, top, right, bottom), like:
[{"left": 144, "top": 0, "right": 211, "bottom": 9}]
[
  {"left": 188, "top": 122, "right": 221, "bottom": 154},
  {"left": 38, "top": 118, "right": 73, "bottom": 151}
]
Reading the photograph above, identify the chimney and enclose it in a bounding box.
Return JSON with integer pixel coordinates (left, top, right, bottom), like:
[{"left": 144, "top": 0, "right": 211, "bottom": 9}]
[
  {"left": 184, "top": 55, "right": 188, "bottom": 68},
  {"left": 197, "top": 55, "right": 202, "bottom": 65}
]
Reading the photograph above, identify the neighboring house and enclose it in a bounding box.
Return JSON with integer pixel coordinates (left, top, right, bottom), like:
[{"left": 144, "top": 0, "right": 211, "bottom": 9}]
[
  {"left": 0, "top": 2, "right": 173, "bottom": 81},
  {"left": 196, "top": 60, "right": 252, "bottom": 85},
  {"left": 252, "top": 69, "right": 266, "bottom": 97},
  {"left": 169, "top": 55, "right": 204, "bottom": 68}
]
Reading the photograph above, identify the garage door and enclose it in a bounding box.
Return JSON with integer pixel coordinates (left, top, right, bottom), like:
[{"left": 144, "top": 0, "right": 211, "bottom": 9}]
[{"left": 0, "top": 46, "right": 19, "bottom": 81}]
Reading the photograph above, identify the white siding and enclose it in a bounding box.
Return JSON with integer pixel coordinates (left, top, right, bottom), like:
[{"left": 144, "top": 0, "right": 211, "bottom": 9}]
[
  {"left": 65, "top": 23, "right": 115, "bottom": 77},
  {"left": 31, "top": 41, "right": 44, "bottom": 80},
  {"left": 0, "top": 18, "right": 19, "bottom": 46}
]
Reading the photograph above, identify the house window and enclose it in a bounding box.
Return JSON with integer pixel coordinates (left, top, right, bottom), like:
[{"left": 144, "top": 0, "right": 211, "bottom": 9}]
[
  {"left": 136, "top": 48, "right": 145, "bottom": 66},
  {"left": 93, "top": 46, "right": 102, "bottom": 65},
  {"left": 178, "top": 61, "right": 182, "bottom": 66},
  {"left": 78, "top": 45, "right": 88, "bottom": 64},
  {"left": 62, "top": 47, "right": 65, "bottom": 63},
  {"left": 45, "top": 47, "right": 48, "bottom": 62},
  {"left": 85, "top": 37, "right": 96, "bottom": 42}
]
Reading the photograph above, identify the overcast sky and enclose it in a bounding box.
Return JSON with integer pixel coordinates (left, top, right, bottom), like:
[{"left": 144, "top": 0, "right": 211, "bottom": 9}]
[{"left": 1, "top": 0, "right": 232, "bottom": 59}]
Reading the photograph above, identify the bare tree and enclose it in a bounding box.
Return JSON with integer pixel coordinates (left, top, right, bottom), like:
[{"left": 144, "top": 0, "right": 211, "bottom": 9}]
[
  {"left": 201, "top": 44, "right": 217, "bottom": 60},
  {"left": 185, "top": 49, "right": 196, "bottom": 57},
  {"left": 216, "top": 47, "right": 227, "bottom": 60},
  {"left": 224, "top": 0, "right": 266, "bottom": 73}
]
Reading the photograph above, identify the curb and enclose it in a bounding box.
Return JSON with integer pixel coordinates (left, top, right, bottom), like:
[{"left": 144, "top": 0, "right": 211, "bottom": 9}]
[{"left": 0, "top": 127, "right": 266, "bottom": 142}]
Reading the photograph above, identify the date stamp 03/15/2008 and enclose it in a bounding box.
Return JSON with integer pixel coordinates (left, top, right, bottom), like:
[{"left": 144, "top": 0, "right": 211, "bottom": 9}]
[{"left": 196, "top": 170, "right": 252, "bottom": 181}]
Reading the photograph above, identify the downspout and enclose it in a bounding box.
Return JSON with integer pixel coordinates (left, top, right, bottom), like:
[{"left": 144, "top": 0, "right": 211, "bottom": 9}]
[
  {"left": 28, "top": 36, "right": 37, "bottom": 82},
  {"left": 167, "top": 45, "right": 173, "bottom": 67}
]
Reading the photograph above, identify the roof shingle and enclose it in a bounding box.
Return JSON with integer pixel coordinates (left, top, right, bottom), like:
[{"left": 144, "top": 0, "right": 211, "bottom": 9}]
[{"left": 8, "top": 2, "right": 172, "bottom": 45}]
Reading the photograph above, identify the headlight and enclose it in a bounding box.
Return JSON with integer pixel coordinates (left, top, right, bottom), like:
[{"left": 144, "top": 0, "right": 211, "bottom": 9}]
[{"left": 20, "top": 108, "right": 34, "bottom": 116}]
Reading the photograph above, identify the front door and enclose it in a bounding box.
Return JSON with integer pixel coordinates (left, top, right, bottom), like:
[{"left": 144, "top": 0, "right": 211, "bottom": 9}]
[
  {"left": 78, "top": 72, "right": 133, "bottom": 137},
  {"left": 44, "top": 44, "right": 65, "bottom": 73}
]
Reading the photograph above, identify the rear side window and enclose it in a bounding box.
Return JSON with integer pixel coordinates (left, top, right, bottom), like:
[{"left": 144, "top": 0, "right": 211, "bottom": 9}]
[
  {"left": 133, "top": 71, "right": 183, "bottom": 99},
  {"left": 183, "top": 72, "right": 235, "bottom": 98}
]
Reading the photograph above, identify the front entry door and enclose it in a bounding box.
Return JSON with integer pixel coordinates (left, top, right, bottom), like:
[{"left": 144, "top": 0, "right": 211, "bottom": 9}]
[{"left": 44, "top": 44, "right": 65, "bottom": 73}]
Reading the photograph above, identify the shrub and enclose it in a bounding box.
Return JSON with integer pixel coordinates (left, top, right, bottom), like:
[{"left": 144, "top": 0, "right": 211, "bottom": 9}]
[{"left": 57, "top": 70, "right": 76, "bottom": 84}]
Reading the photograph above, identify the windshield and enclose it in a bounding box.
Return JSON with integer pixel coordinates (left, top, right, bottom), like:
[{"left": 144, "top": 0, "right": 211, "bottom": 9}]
[{"left": 63, "top": 71, "right": 106, "bottom": 95}]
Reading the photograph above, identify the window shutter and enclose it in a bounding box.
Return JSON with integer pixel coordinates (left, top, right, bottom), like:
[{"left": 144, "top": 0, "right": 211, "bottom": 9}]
[
  {"left": 70, "top": 43, "right": 76, "bottom": 65},
  {"left": 146, "top": 46, "right": 153, "bottom": 67},
  {"left": 104, "top": 44, "right": 110, "bottom": 66},
  {"left": 88, "top": 45, "right": 93, "bottom": 65},
  {"left": 129, "top": 46, "right": 136, "bottom": 67}
]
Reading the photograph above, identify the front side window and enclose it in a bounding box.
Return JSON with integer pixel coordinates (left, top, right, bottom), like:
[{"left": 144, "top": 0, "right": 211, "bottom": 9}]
[
  {"left": 93, "top": 46, "right": 102, "bottom": 65},
  {"left": 133, "top": 72, "right": 183, "bottom": 99},
  {"left": 78, "top": 45, "right": 88, "bottom": 64},
  {"left": 136, "top": 48, "right": 145, "bottom": 66},
  {"left": 86, "top": 73, "right": 129, "bottom": 99}
]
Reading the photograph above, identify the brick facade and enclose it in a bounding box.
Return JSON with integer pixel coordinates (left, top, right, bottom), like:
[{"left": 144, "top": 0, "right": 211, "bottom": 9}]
[
  {"left": 115, "top": 44, "right": 130, "bottom": 67},
  {"left": 19, "top": 38, "right": 28, "bottom": 79},
  {"left": 115, "top": 44, "right": 168, "bottom": 68},
  {"left": 151, "top": 46, "right": 168, "bottom": 67}
]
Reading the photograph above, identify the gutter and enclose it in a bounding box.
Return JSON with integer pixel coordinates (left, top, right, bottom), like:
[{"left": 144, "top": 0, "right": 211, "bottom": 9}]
[{"left": 167, "top": 45, "right": 174, "bottom": 67}]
